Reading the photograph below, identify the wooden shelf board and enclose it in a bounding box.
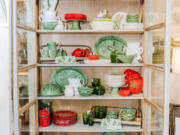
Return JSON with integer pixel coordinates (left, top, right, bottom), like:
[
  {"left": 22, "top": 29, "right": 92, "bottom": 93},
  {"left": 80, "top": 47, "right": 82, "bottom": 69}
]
[
  {"left": 39, "top": 121, "right": 142, "bottom": 132},
  {"left": 37, "top": 63, "right": 144, "bottom": 67},
  {"left": 37, "top": 30, "right": 144, "bottom": 34},
  {"left": 38, "top": 94, "right": 143, "bottom": 100}
]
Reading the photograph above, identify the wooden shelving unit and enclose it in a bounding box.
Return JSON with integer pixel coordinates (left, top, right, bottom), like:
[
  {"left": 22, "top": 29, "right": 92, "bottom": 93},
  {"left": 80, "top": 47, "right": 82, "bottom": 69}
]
[
  {"left": 37, "top": 30, "right": 144, "bottom": 34},
  {"left": 39, "top": 122, "right": 143, "bottom": 133},
  {"left": 13, "top": 0, "right": 171, "bottom": 135},
  {"left": 38, "top": 94, "right": 144, "bottom": 100},
  {"left": 37, "top": 63, "right": 144, "bottom": 67}
]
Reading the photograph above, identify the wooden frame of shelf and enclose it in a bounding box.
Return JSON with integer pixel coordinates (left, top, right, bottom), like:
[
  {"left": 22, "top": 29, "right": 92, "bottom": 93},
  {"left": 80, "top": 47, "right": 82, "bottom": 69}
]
[
  {"left": 38, "top": 94, "right": 144, "bottom": 100},
  {"left": 13, "top": 0, "right": 171, "bottom": 135},
  {"left": 37, "top": 30, "right": 144, "bottom": 34},
  {"left": 39, "top": 122, "right": 143, "bottom": 133}
]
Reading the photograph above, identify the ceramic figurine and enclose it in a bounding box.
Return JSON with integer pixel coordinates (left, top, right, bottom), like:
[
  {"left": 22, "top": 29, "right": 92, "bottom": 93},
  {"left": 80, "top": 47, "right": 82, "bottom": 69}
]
[
  {"left": 97, "top": 9, "right": 108, "bottom": 18},
  {"left": 112, "top": 12, "right": 127, "bottom": 29},
  {"left": 55, "top": 18, "right": 64, "bottom": 30}
]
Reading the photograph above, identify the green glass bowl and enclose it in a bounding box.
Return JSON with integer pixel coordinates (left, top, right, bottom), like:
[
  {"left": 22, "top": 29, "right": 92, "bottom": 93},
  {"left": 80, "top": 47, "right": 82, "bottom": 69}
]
[
  {"left": 42, "top": 22, "right": 58, "bottom": 30},
  {"left": 78, "top": 87, "right": 93, "bottom": 97},
  {"left": 117, "top": 55, "right": 134, "bottom": 63},
  {"left": 120, "top": 108, "right": 137, "bottom": 121}
]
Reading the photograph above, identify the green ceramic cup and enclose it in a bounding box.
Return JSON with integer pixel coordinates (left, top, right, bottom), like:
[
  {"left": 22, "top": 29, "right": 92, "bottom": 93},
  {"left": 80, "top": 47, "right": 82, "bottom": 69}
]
[
  {"left": 41, "top": 48, "right": 50, "bottom": 58},
  {"left": 47, "top": 42, "right": 57, "bottom": 50},
  {"left": 49, "top": 50, "right": 57, "bottom": 58},
  {"left": 42, "top": 22, "right": 58, "bottom": 30}
]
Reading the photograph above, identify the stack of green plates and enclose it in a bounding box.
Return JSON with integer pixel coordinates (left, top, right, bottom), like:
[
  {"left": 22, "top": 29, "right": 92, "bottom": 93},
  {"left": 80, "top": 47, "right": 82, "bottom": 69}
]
[
  {"left": 126, "top": 14, "right": 141, "bottom": 23},
  {"left": 106, "top": 111, "right": 118, "bottom": 119},
  {"left": 78, "top": 87, "right": 93, "bottom": 97},
  {"left": 120, "top": 108, "right": 136, "bottom": 121}
]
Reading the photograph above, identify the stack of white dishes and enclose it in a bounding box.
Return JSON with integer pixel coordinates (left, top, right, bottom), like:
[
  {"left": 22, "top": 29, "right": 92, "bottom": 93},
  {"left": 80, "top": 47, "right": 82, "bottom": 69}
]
[{"left": 121, "top": 23, "right": 144, "bottom": 30}]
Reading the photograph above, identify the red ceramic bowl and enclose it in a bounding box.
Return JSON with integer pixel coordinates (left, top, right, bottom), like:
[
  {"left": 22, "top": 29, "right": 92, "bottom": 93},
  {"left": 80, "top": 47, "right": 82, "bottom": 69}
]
[
  {"left": 88, "top": 55, "right": 99, "bottom": 60},
  {"left": 53, "top": 110, "right": 77, "bottom": 126}
]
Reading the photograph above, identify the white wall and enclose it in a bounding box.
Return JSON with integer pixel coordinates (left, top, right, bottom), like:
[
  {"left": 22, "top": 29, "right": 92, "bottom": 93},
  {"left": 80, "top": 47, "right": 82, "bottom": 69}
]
[
  {"left": 0, "top": 0, "right": 12, "bottom": 134},
  {"left": 0, "top": 26, "right": 12, "bottom": 135}
]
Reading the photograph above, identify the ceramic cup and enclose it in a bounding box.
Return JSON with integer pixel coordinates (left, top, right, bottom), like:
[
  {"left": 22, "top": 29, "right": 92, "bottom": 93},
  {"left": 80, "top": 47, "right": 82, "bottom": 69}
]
[
  {"left": 47, "top": 42, "right": 57, "bottom": 50},
  {"left": 49, "top": 50, "right": 57, "bottom": 58},
  {"left": 40, "top": 47, "right": 50, "bottom": 58}
]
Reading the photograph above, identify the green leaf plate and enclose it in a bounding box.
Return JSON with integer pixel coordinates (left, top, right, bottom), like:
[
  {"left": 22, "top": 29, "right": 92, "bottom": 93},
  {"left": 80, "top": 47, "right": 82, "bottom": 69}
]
[
  {"left": 94, "top": 35, "right": 127, "bottom": 59},
  {"left": 51, "top": 67, "right": 87, "bottom": 92}
]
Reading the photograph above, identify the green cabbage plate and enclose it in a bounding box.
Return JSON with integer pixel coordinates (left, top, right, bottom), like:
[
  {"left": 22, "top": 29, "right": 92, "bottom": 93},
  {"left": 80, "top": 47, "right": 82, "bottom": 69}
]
[
  {"left": 51, "top": 67, "right": 87, "bottom": 92},
  {"left": 39, "top": 83, "right": 63, "bottom": 97},
  {"left": 94, "top": 35, "right": 127, "bottom": 59}
]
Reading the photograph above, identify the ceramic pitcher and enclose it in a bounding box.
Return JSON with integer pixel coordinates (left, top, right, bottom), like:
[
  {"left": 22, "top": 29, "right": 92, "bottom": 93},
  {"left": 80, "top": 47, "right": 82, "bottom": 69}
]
[
  {"left": 125, "top": 42, "right": 143, "bottom": 63},
  {"left": 39, "top": 10, "right": 58, "bottom": 22},
  {"left": 68, "top": 78, "right": 83, "bottom": 96},
  {"left": 64, "top": 85, "right": 74, "bottom": 96},
  {"left": 49, "top": 0, "right": 59, "bottom": 11}
]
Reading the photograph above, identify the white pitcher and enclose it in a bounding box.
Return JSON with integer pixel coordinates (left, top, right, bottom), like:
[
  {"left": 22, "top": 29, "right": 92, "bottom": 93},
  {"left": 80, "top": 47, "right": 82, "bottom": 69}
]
[
  {"left": 39, "top": 10, "right": 59, "bottom": 22},
  {"left": 125, "top": 42, "right": 143, "bottom": 63},
  {"left": 49, "top": 0, "right": 59, "bottom": 11},
  {"left": 64, "top": 85, "right": 74, "bottom": 96},
  {"left": 68, "top": 78, "right": 83, "bottom": 96}
]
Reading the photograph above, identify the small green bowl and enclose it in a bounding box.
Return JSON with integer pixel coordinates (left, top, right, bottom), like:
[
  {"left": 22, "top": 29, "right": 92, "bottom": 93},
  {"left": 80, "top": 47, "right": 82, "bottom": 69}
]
[
  {"left": 42, "top": 22, "right": 58, "bottom": 30},
  {"left": 120, "top": 108, "right": 137, "bottom": 121},
  {"left": 78, "top": 87, "right": 93, "bottom": 97},
  {"left": 117, "top": 55, "right": 135, "bottom": 64}
]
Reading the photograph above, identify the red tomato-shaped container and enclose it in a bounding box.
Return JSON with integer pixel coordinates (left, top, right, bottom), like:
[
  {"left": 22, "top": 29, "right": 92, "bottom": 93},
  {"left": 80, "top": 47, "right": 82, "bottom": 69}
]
[
  {"left": 39, "top": 110, "right": 50, "bottom": 127},
  {"left": 128, "top": 77, "right": 143, "bottom": 94},
  {"left": 88, "top": 55, "right": 99, "bottom": 60},
  {"left": 119, "top": 87, "right": 131, "bottom": 96}
]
